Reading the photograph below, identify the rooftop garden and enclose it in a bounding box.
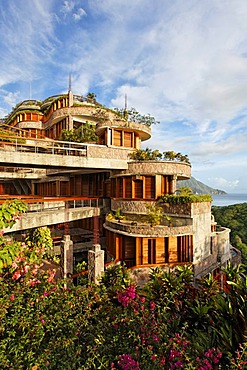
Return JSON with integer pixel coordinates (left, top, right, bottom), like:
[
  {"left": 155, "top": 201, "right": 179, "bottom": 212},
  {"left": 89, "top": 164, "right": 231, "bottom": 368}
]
[
  {"left": 113, "top": 107, "right": 160, "bottom": 127},
  {"left": 128, "top": 148, "right": 191, "bottom": 164}
]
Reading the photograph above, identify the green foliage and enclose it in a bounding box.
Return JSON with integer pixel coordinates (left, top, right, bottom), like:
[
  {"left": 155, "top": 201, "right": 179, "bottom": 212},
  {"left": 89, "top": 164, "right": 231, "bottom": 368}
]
[
  {"left": 128, "top": 148, "right": 190, "bottom": 163},
  {"left": 158, "top": 194, "right": 213, "bottom": 204},
  {"left": 212, "top": 203, "right": 247, "bottom": 267},
  {"left": 100, "top": 263, "right": 132, "bottom": 293},
  {"left": 106, "top": 208, "right": 126, "bottom": 222},
  {"left": 163, "top": 150, "right": 190, "bottom": 164},
  {"left": 114, "top": 107, "right": 160, "bottom": 126},
  {"left": 146, "top": 203, "right": 164, "bottom": 226},
  {"left": 0, "top": 256, "right": 247, "bottom": 368},
  {"left": 25, "top": 227, "right": 54, "bottom": 261},
  {"left": 59, "top": 122, "right": 97, "bottom": 143},
  {"left": 0, "top": 199, "right": 27, "bottom": 231},
  {"left": 176, "top": 186, "right": 193, "bottom": 196},
  {"left": 0, "top": 128, "right": 26, "bottom": 143},
  {"left": 86, "top": 92, "right": 97, "bottom": 103}
]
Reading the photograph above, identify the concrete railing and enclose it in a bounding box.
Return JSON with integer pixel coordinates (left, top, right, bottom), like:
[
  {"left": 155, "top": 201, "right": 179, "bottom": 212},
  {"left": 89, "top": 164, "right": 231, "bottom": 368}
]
[
  {"left": 104, "top": 219, "right": 193, "bottom": 237},
  {"left": 0, "top": 136, "right": 87, "bottom": 156},
  {"left": 2, "top": 196, "right": 101, "bottom": 234}
]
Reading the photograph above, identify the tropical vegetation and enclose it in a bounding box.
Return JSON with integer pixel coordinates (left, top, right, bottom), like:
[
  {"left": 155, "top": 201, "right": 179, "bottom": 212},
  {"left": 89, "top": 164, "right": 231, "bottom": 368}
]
[
  {"left": 114, "top": 107, "right": 160, "bottom": 126},
  {"left": 128, "top": 148, "right": 190, "bottom": 163},
  {"left": 212, "top": 203, "right": 247, "bottom": 267},
  {"left": 59, "top": 122, "right": 97, "bottom": 143},
  {"left": 0, "top": 200, "right": 247, "bottom": 369}
]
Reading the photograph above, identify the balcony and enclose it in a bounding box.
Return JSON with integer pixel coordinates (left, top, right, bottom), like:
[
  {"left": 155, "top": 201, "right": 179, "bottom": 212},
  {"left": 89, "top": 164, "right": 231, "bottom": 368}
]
[{"left": 104, "top": 218, "right": 193, "bottom": 237}]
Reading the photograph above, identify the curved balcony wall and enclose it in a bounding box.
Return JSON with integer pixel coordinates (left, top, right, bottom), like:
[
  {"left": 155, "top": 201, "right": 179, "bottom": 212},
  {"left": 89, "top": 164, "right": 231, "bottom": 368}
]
[
  {"left": 118, "top": 160, "right": 191, "bottom": 180},
  {"left": 104, "top": 219, "right": 193, "bottom": 238},
  {"left": 17, "top": 121, "right": 43, "bottom": 129},
  {"left": 96, "top": 119, "right": 151, "bottom": 141},
  {"left": 43, "top": 105, "right": 99, "bottom": 127}
]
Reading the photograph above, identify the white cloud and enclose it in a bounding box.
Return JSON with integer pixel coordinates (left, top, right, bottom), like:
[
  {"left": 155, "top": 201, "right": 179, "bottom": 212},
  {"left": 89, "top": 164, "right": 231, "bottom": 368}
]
[
  {"left": 207, "top": 177, "right": 239, "bottom": 190},
  {"left": 3, "top": 91, "right": 21, "bottom": 108},
  {"left": 1, "top": 0, "right": 247, "bottom": 190},
  {"left": 61, "top": 1, "right": 75, "bottom": 14},
  {"left": 73, "top": 8, "right": 87, "bottom": 21}
]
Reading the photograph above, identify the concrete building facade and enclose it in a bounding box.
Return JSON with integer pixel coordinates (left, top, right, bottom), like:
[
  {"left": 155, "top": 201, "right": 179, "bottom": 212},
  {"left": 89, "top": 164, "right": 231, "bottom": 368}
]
[{"left": 0, "top": 90, "right": 238, "bottom": 281}]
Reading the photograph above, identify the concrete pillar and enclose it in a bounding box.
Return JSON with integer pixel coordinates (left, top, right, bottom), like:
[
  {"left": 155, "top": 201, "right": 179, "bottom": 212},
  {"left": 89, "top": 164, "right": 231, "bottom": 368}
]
[
  {"left": 88, "top": 244, "right": 104, "bottom": 285},
  {"left": 60, "top": 234, "right": 73, "bottom": 279},
  {"left": 171, "top": 175, "right": 177, "bottom": 194},
  {"left": 68, "top": 89, "right": 73, "bottom": 107}
]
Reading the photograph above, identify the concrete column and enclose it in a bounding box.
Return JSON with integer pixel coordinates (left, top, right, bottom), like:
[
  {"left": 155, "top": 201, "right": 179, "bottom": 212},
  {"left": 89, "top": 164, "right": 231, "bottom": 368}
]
[
  {"left": 68, "top": 90, "right": 73, "bottom": 107},
  {"left": 171, "top": 175, "right": 177, "bottom": 194},
  {"left": 88, "top": 244, "right": 104, "bottom": 285},
  {"left": 61, "top": 235, "right": 73, "bottom": 279}
]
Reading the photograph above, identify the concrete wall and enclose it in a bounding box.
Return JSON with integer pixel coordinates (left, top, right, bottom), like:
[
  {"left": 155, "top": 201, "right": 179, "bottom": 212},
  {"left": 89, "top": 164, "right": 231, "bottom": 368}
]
[
  {"left": 191, "top": 202, "right": 212, "bottom": 263},
  {"left": 119, "top": 161, "right": 191, "bottom": 179}
]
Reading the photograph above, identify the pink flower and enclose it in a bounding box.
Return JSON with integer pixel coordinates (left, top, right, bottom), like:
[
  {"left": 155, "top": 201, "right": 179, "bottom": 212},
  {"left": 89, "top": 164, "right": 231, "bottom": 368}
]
[
  {"left": 12, "top": 270, "right": 21, "bottom": 280},
  {"left": 28, "top": 278, "right": 41, "bottom": 287},
  {"left": 150, "top": 301, "right": 156, "bottom": 311},
  {"left": 47, "top": 269, "right": 56, "bottom": 283},
  {"left": 10, "top": 294, "right": 15, "bottom": 301}
]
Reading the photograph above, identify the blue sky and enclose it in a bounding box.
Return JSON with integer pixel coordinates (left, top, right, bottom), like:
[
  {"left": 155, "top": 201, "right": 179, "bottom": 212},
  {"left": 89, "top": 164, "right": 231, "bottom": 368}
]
[{"left": 0, "top": 0, "right": 247, "bottom": 193}]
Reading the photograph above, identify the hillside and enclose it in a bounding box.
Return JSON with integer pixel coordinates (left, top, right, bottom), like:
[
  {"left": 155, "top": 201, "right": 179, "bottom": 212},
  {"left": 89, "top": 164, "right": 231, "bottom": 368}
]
[
  {"left": 177, "top": 177, "right": 226, "bottom": 195},
  {"left": 212, "top": 202, "right": 247, "bottom": 267}
]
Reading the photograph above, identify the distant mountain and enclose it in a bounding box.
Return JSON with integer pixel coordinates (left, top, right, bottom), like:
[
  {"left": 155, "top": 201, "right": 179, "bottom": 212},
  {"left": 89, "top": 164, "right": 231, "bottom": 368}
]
[{"left": 177, "top": 177, "right": 227, "bottom": 195}]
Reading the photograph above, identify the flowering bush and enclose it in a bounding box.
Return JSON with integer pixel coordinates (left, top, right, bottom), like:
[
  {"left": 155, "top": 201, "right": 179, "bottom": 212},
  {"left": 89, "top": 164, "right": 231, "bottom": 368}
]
[{"left": 0, "top": 201, "right": 246, "bottom": 369}]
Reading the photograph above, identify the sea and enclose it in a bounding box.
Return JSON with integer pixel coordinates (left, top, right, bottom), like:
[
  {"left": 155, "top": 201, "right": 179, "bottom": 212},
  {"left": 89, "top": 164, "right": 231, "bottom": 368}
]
[{"left": 212, "top": 193, "right": 247, "bottom": 207}]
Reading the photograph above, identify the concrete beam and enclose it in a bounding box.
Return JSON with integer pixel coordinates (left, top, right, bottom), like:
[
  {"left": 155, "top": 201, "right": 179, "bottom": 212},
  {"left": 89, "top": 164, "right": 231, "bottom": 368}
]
[
  {"left": 0, "top": 151, "right": 128, "bottom": 170},
  {"left": 3, "top": 206, "right": 100, "bottom": 233}
]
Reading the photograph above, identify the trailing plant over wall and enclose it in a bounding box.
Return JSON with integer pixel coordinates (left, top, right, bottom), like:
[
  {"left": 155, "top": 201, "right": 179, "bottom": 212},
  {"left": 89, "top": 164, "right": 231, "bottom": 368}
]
[
  {"left": 128, "top": 148, "right": 190, "bottom": 163},
  {"left": 157, "top": 194, "right": 213, "bottom": 204}
]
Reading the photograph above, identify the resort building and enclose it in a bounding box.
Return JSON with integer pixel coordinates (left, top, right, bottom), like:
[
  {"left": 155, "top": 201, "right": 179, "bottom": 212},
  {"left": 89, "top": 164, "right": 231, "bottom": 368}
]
[{"left": 0, "top": 89, "right": 238, "bottom": 283}]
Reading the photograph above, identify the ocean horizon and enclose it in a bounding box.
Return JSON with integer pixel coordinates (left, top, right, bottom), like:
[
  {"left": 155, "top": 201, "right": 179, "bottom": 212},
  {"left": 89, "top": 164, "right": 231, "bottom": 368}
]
[{"left": 212, "top": 193, "right": 247, "bottom": 207}]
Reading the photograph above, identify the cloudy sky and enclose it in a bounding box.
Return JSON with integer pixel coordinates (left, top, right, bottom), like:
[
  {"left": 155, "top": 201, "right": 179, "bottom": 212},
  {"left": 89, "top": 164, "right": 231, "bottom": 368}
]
[{"left": 0, "top": 0, "right": 247, "bottom": 193}]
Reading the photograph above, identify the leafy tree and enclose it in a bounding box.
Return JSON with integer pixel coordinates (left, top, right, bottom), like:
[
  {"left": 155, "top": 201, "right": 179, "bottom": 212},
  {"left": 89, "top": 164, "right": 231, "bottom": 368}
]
[
  {"left": 25, "top": 226, "right": 55, "bottom": 261},
  {"left": 129, "top": 148, "right": 190, "bottom": 163},
  {"left": 59, "top": 122, "right": 97, "bottom": 143},
  {"left": 176, "top": 186, "right": 193, "bottom": 196},
  {"left": 114, "top": 107, "right": 160, "bottom": 126},
  {"left": 146, "top": 203, "right": 164, "bottom": 226},
  {"left": 212, "top": 203, "right": 247, "bottom": 267}
]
